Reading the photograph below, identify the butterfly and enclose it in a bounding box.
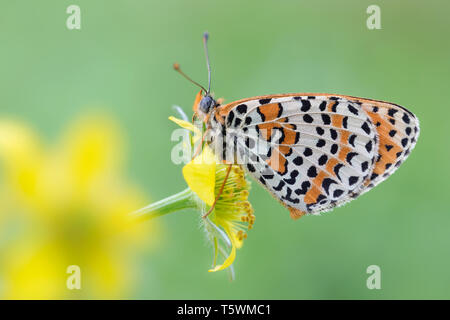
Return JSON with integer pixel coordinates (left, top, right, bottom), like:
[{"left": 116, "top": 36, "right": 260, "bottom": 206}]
[{"left": 175, "top": 33, "right": 420, "bottom": 220}]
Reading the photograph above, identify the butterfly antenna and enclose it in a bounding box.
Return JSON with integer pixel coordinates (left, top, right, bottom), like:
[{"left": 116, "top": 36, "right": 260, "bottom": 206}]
[
  {"left": 203, "top": 32, "right": 211, "bottom": 94},
  {"left": 173, "top": 63, "right": 207, "bottom": 93}
]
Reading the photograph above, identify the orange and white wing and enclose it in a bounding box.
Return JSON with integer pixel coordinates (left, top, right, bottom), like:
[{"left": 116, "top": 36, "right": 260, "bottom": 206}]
[{"left": 216, "top": 93, "right": 419, "bottom": 219}]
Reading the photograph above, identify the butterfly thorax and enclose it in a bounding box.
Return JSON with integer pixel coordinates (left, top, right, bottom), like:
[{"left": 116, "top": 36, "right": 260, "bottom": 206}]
[{"left": 204, "top": 107, "right": 235, "bottom": 163}]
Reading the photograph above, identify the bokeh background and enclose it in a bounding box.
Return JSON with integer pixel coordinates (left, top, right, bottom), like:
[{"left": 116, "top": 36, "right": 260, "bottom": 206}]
[{"left": 0, "top": 0, "right": 449, "bottom": 299}]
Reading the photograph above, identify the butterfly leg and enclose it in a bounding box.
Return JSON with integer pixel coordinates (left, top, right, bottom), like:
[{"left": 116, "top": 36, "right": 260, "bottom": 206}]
[
  {"left": 191, "top": 128, "right": 210, "bottom": 160},
  {"left": 202, "top": 163, "right": 233, "bottom": 219}
]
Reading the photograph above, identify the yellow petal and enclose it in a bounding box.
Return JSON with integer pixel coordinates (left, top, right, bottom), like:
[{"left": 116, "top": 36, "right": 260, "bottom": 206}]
[
  {"left": 192, "top": 144, "right": 216, "bottom": 165},
  {"left": 182, "top": 147, "right": 216, "bottom": 206},
  {"left": 168, "top": 116, "right": 195, "bottom": 132},
  {"left": 169, "top": 116, "right": 203, "bottom": 144},
  {"left": 212, "top": 237, "right": 219, "bottom": 267},
  {"left": 208, "top": 226, "right": 236, "bottom": 272}
]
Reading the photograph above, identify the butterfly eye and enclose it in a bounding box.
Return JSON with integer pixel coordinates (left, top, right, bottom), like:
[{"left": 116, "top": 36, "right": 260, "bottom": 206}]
[{"left": 199, "top": 95, "right": 215, "bottom": 113}]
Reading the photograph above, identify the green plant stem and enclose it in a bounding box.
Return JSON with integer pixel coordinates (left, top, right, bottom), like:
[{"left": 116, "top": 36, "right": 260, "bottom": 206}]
[{"left": 130, "top": 188, "right": 197, "bottom": 223}]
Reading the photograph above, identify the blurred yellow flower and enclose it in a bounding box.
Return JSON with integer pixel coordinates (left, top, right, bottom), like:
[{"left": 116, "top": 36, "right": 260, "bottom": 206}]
[{"left": 0, "top": 114, "right": 157, "bottom": 299}]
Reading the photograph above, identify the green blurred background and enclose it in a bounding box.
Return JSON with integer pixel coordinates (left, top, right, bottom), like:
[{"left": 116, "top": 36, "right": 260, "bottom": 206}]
[{"left": 0, "top": 0, "right": 449, "bottom": 299}]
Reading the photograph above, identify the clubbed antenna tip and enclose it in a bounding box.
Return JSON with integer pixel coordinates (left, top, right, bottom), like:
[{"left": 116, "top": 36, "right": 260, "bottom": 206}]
[
  {"left": 173, "top": 62, "right": 207, "bottom": 93},
  {"left": 202, "top": 32, "right": 211, "bottom": 93}
]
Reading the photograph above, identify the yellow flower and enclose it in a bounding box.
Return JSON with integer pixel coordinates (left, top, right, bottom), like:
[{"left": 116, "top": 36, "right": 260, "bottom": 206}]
[
  {"left": 169, "top": 114, "right": 254, "bottom": 276},
  {"left": 0, "top": 113, "right": 158, "bottom": 299}
]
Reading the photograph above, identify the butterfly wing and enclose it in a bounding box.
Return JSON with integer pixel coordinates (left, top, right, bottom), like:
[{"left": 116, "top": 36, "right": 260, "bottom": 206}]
[
  {"left": 215, "top": 93, "right": 419, "bottom": 218},
  {"left": 351, "top": 96, "right": 420, "bottom": 193}
]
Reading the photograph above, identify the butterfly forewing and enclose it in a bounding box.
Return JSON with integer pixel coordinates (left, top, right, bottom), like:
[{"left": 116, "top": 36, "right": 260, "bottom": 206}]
[{"left": 212, "top": 93, "right": 419, "bottom": 218}]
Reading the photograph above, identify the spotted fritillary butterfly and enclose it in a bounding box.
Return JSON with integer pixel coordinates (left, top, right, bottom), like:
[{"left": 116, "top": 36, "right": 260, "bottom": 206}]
[{"left": 178, "top": 34, "right": 420, "bottom": 220}]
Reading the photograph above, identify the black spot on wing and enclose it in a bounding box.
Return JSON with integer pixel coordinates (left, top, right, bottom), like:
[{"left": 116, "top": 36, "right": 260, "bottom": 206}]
[
  {"left": 282, "top": 188, "right": 299, "bottom": 204},
  {"left": 259, "top": 98, "right": 271, "bottom": 105},
  {"left": 333, "top": 189, "right": 344, "bottom": 198},
  {"left": 330, "top": 144, "right": 338, "bottom": 154},
  {"left": 388, "top": 109, "right": 398, "bottom": 117},
  {"left": 402, "top": 113, "right": 410, "bottom": 124},
  {"left": 236, "top": 104, "right": 247, "bottom": 114},
  {"left": 322, "top": 178, "right": 337, "bottom": 195},
  {"left": 303, "top": 114, "right": 313, "bottom": 123},
  {"left": 295, "top": 181, "right": 311, "bottom": 195},
  {"left": 277, "top": 103, "right": 284, "bottom": 118},
  {"left": 361, "top": 122, "right": 371, "bottom": 135},
  {"left": 365, "top": 140, "right": 373, "bottom": 153},
  {"left": 321, "top": 114, "right": 331, "bottom": 125},
  {"left": 333, "top": 163, "right": 344, "bottom": 181},
  {"left": 349, "top": 176, "right": 359, "bottom": 186},
  {"left": 361, "top": 161, "right": 369, "bottom": 172},
  {"left": 245, "top": 137, "right": 255, "bottom": 149},
  {"left": 300, "top": 100, "right": 311, "bottom": 112},
  {"left": 405, "top": 127, "right": 412, "bottom": 136},
  {"left": 226, "top": 111, "right": 235, "bottom": 127},
  {"left": 318, "top": 154, "right": 328, "bottom": 166},
  {"left": 330, "top": 129, "right": 338, "bottom": 140},
  {"left": 273, "top": 180, "right": 285, "bottom": 191},
  {"left": 346, "top": 152, "right": 358, "bottom": 165},
  {"left": 293, "top": 156, "right": 303, "bottom": 166},
  {"left": 284, "top": 170, "right": 299, "bottom": 185},
  {"left": 342, "top": 116, "right": 348, "bottom": 129},
  {"left": 401, "top": 138, "right": 408, "bottom": 147},
  {"left": 316, "top": 139, "right": 326, "bottom": 148},
  {"left": 348, "top": 105, "right": 359, "bottom": 115},
  {"left": 317, "top": 194, "right": 327, "bottom": 204},
  {"left": 319, "top": 101, "right": 327, "bottom": 111},
  {"left": 316, "top": 127, "right": 325, "bottom": 135},
  {"left": 349, "top": 134, "right": 356, "bottom": 147},
  {"left": 256, "top": 107, "right": 265, "bottom": 122},
  {"left": 331, "top": 102, "right": 338, "bottom": 112},
  {"left": 303, "top": 148, "right": 313, "bottom": 157},
  {"left": 307, "top": 166, "right": 317, "bottom": 178},
  {"left": 294, "top": 132, "right": 300, "bottom": 144}
]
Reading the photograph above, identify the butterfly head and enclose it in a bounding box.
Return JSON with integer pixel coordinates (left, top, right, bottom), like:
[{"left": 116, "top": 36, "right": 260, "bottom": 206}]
[
  {"left": 192, "top": 91, "right": 216, "bottom": 121},
  {"left": 199, "top": 94, "right": 215, "bottom": 114}
]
